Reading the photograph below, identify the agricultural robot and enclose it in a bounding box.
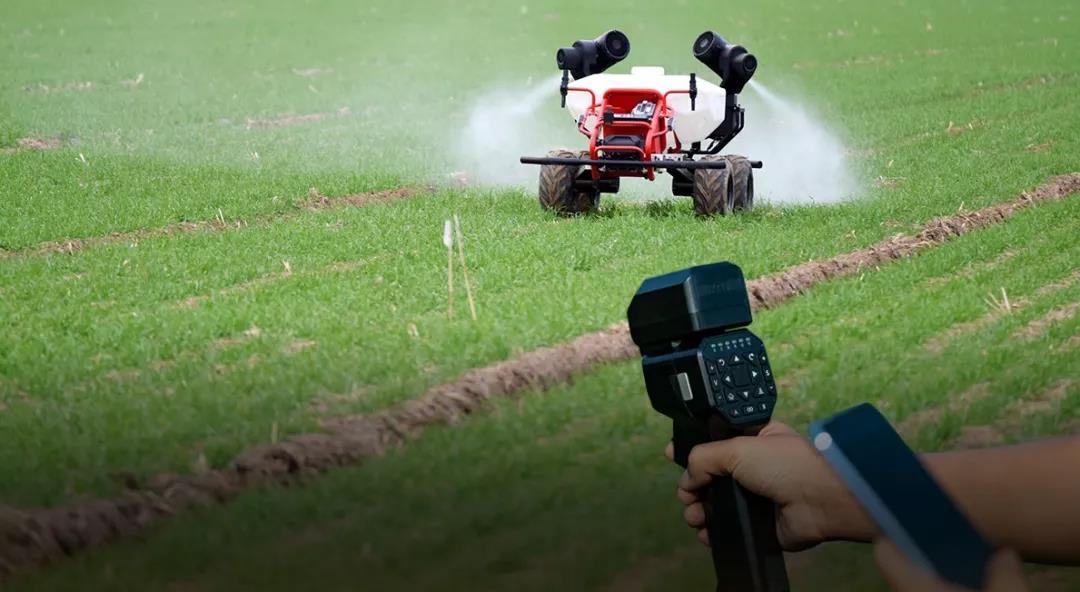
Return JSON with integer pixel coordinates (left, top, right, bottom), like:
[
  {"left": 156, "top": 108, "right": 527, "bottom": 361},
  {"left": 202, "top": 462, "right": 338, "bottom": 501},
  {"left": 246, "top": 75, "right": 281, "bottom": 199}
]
[{"left": 520, "top": 30, "right": 761, "bottom": 216}]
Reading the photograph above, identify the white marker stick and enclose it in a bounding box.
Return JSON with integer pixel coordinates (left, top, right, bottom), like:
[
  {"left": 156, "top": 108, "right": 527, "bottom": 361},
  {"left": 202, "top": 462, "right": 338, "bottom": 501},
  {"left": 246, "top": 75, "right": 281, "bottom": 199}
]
[
  {"left": 453, "top": 214, "right": 477, "bottom": 321},
  {"left": 443, "top": 219, "right": 454, "bottom": 319}
]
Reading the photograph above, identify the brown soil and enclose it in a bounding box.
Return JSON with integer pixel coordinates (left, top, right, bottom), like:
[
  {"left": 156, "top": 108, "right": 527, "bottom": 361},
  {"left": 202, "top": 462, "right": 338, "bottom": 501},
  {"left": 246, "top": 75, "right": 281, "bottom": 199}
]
[
  {"left": 23, "top": 81, "right": 93, "bottom": 93},
  {"left": 244, "top": 107, "right": 349, "bottom": 129},
  {"left": 298, "top": 186, "right": 422, "bottom": 209},
  {"left": 1, "top": 173, "right": 1078, "bottom": 578},
  {"left": 175, "top": 255, "right": 377, "bottom": 309},
  {"left": 925, "top": 270, "right": 1079, "bottom": 353},
  {"left": 177, "top": 269, "right": 291, "bottom": 309},
  {"left": 2, "top": 188, "right": 424, "bottom": 260},
  {"left": 922, "top": 249, "right": 1016, "bottom": 288},
  {"left": 897, "top": 382, "right": 992, "bottom": 440},
  {"left": 17, "top": 137, "right": 63, "bottom": 151},
  {"left": 948, "top": 425, "right": 1005, "bottom": 450},
  {"left": 1, "top": 137, "right": 64, "bottom": 155},
  {"left": 282, "top": 339, "right": 317, "bottom": 354},
  {"left": 943, "top": 379, "right": 1075, "bottom": 450},
  {"left": 1012, "top": 301, "right": 1079, "bottom": 341},
  {"left": 945, "top": 119, "right": 985, "bottom": 136},
  {"left": 291, "top": 68, "right": 333, "bottom": 77},
  {"left": 1005, "top": 379, "right": 1072, "bottom": 420}
]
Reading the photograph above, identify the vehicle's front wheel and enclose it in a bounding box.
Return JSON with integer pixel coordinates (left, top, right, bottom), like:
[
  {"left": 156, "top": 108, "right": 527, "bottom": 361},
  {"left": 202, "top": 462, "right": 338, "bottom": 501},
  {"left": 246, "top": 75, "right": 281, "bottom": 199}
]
[
  {"left": 538, "top": 149, "right": 599, "bottom": 215},
  {"left": 692, "top": 155, "right": 734, "bottom": 216},
  {"left": 725, "top": 154, "right": 754, "bottom": 211}
]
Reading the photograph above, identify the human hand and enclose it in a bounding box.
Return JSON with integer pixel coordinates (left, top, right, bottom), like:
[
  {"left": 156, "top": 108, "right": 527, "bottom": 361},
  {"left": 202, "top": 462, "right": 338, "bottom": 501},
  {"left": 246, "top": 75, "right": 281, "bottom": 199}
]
[
  {"left": 874, "top": 539, "right": 1029, "bottom": 592},
  {"left": 669, "top": 421, "right": 873, "bottom": 550}
]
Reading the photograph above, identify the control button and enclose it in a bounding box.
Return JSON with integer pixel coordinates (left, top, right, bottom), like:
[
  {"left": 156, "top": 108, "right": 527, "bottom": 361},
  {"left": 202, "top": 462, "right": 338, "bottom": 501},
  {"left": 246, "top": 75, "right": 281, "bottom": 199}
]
[
  {"left": 730, "top": 353, "right": 744, "bottom": 365},
  {"left": 717, "top": 357, "right": 726, "bottom": 368},
  {"left": 730, "top": 406, "right": 742, "bottom": 418},
  {"left": 763, "top": 366, "right": 772, "bottom": 380},
  {"left": 754, "top": 386, "right": 766, "bottom": 398},
  {"left": 739, "top": 389, "right": 751, "bottom": 401},
  {"left": 747, "top": 352, "right": 757, "bottom": 364},
  {"left": 742, "top": 404, "right": 757, "bottom": 416},
  {"left": 722, "top": 373, "right": 735, "bottom": 387},
  {"left": 760, "top": 351, "right": 768, "bottom": 364},
  {"left": 767, "top": 382, "right": 777, "bottom": 395},
  {"left": 757, "top": 402, "right": 768, "bottom": 413},
  {"left": 732, "top": 366, "right": 750, "bottom": 387},
  {"left": 750, "top": 368, "right": 760, "bottom": 383},
  {"left": 706, "top": 360, "right": 718, "bottom": 374},
  {"left": 709, "top": 375, "right": 722, "bottom": 391},
  {"left": 724, "top": 391, "right": 738, "bottom": 404}
]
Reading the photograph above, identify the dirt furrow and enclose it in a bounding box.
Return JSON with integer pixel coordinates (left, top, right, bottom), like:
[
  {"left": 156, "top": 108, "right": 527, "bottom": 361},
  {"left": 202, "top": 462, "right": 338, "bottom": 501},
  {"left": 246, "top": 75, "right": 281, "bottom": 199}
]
[
  {"left": 0, "top": 173, "right": 1077, "bottom": 579},
  {"left": 0, "top": 187, "right": 426, "bottom": 260}
]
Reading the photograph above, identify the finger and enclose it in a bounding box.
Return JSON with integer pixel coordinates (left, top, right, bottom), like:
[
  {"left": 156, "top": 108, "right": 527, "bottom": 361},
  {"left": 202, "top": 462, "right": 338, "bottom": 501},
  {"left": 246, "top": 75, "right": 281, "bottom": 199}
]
[
  {"left": 697, "top": 528, "right": 710, "bottom": 547},
  {"left": 759, "top": 420, "right": 797, "bottom": 437},
  {"left": 683, "top": 502, "right": 706, "bottom": 528},
  {"left": 676, "top": 487, "right": 698, "bottom": 505},
  {"left": 873, "top": 539, "right": 953, "bottom": 592},
  {"left": 680, "top": 440, "right": 744, "bottom": 490},
  {"left": 986, "top": 549, "right": 1030, "bottom": 592},
  {"left": 664, "top": 442, "right": 675, "bottom": 462}
]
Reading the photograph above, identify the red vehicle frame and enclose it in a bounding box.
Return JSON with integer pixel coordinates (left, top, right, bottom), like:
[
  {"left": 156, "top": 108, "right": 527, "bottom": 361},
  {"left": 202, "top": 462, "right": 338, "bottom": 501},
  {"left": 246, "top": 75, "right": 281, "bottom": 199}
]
[
  {"left": 519, "top": 29, "right": 762, "bottom": 216},
  {"left": 566, "top": 85, "right": 694, "bottom": 182}
]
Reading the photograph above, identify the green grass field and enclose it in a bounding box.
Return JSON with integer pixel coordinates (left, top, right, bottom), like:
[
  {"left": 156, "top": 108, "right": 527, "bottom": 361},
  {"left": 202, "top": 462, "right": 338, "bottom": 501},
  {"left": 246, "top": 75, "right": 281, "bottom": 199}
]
[{"left": 1, "top": 0, "right": 1078, "bottom": 589}]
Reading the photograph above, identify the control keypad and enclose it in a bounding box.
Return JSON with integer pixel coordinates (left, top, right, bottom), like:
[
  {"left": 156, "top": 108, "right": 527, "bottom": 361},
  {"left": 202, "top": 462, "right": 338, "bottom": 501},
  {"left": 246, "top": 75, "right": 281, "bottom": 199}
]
[{"left": 701, "top": 331, "right": 778, "bottom": 425}]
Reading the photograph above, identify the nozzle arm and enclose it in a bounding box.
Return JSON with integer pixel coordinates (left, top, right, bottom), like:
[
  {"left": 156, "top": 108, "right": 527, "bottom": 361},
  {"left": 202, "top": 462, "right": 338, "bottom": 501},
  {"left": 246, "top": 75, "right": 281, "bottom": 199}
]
[
  {"left": 560, "top": 69, "right": 570, "bottom": 108},
  {"left": 682, "top": 92, "right": 746, "bottom": 156},
  {"left": 690, "top": 72, "right": 698, "bottom": 111}
]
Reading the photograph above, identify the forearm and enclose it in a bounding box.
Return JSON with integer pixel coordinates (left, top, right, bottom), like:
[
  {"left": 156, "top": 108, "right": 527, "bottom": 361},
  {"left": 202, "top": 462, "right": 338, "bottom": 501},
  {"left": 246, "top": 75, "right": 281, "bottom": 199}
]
[
  {"left": 923, "top": 436, "right": 1080, "bottom": 565},
  {"left": 818, "top": 436, "right": 1080, "bottom": 564}
]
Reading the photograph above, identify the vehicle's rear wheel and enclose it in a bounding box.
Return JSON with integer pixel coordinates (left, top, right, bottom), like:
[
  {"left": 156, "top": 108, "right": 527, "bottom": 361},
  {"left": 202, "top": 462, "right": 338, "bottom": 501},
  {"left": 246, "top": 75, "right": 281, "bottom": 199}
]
[
  {"left": 725, "top": 155, "right": 754, "bottom": 211},
  {"left": 538, "top": 149, "right": 599, "bottom": 215},
  {"left": 692, "top": 155, "right": 734, "bottom": 216}
]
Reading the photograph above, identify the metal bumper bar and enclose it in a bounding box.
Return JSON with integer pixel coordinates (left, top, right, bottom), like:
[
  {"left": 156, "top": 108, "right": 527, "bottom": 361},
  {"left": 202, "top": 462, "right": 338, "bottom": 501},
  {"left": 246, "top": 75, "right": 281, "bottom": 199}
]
[{"left": 519, "top": 156, "right": 763, "bottom": 170}]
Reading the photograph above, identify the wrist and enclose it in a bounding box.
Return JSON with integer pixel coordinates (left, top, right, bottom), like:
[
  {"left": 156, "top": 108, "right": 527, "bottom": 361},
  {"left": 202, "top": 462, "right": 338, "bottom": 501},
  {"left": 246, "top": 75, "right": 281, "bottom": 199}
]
[{"left": 815, "top": 469, "right": 876, "bottom": 543}]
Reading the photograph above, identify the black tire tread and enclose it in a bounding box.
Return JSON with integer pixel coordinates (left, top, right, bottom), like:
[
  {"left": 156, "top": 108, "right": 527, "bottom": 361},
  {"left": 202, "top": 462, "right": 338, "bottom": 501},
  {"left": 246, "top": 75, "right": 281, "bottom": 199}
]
[
  {"left": 538, "top": 149, "right": 598, "bottom": 214},
  {"left": 725, "top": 154, "right": 754, "bottom": 211},
  {"left": 692, "top": 155, "right": 733, "bottom": 216}
]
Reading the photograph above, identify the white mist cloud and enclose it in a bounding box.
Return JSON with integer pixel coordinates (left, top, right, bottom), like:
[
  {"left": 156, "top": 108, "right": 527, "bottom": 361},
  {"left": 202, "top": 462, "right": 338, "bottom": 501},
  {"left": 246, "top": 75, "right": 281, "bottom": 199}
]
[
  {"left": 453, "top": 74, "right": 568, "bottom": 187},
  {"left": 452, "top": 76, "right": 858, "bottom": 204},
  {"left": 726, "top": 81, "right": 857, "bottom": 204}
]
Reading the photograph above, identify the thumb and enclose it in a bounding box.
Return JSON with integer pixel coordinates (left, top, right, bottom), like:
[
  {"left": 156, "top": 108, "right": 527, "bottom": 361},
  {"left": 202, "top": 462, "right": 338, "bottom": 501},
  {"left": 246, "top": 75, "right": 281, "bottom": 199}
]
[{"left": 985, "top": 550, "right": 1029, "bottom": 592}]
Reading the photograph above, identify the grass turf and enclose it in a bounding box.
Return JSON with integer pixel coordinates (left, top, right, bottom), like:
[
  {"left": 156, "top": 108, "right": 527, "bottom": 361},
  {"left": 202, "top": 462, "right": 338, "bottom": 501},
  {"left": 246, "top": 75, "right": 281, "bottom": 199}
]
[
  {"left": 1, "top": 0, "right": 1079, "bottom": 587},
  {"left": 8, "top": 188, "right": 1078, "bottom": 592}
]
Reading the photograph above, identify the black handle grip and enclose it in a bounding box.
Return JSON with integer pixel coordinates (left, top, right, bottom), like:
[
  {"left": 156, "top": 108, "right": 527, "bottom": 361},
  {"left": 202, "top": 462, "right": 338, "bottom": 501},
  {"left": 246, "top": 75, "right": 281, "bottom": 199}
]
[
  {"left": 704, "top": 476, "right": 789, "bottom": 592},
  {"left": 673, "top": 419, "right": 789, "bottom": 592}
]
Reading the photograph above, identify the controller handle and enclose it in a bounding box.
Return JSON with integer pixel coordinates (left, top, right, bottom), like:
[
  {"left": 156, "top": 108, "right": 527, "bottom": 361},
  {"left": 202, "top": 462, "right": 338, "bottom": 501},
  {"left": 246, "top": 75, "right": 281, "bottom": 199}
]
[{"left": 672, "top": 417, "right": 789, "bottom": 592}]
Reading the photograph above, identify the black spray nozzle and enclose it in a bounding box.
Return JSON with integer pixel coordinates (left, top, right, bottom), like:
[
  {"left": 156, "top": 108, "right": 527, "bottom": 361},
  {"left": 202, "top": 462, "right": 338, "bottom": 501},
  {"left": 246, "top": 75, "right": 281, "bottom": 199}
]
[
  {"left": 693, "top": 31, "right": 757, "bottom": 94},
  {"left": 556, "top": 29, "right": 630, "bottom": 80}
]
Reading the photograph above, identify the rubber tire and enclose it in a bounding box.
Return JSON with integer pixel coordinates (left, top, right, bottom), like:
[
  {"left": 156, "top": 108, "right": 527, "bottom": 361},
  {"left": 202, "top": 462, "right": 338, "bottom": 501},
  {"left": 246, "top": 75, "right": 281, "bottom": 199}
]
[
  {"left": 692, "top": 155, "right": 734, "bottom": 216},
  {"left": 538, "top": 149, "right": 599, "bottom": 215},
  {"left": 725, "top": 155, "right": 754, "bottom": 211}
]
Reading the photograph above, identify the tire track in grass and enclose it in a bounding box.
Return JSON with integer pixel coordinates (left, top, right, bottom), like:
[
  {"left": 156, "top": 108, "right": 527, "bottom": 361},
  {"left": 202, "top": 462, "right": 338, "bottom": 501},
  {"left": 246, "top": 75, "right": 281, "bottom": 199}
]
[
  {"left": 923, "top": 269, "right": 1080, "bottom": 353},
  {"left": 0, "top": 187, "right": 426, "bottom": 260},
  {"left": 947, "top": 379, "right": 1076, "bottom": 450},
  {"left": 0, "top": 173, "right": 1077, "bottom": 579}
]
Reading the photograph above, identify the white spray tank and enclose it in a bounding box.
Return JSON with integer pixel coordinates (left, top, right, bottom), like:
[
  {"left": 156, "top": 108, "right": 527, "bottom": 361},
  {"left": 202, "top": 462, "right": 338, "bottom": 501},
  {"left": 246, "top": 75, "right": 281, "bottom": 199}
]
[{"left": 563, "top": 66, "right": 727, "bottom": 146}]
